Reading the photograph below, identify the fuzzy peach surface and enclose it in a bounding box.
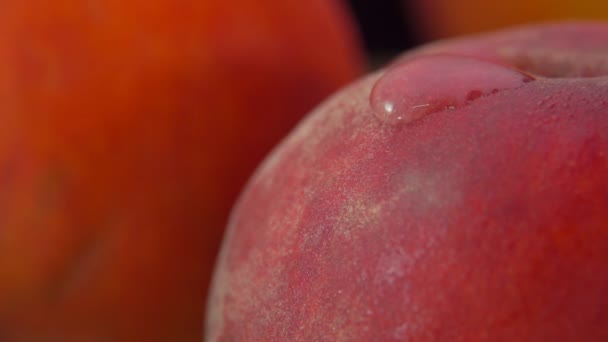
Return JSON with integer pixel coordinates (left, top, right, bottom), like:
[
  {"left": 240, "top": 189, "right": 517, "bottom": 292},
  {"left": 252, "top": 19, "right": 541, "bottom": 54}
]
[{"left": 207, "top": 22, "right": 608, "bottom": 341}]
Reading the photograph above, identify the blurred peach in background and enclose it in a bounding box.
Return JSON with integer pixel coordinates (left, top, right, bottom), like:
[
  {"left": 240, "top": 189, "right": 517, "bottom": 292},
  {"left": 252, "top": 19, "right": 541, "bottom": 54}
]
[
  {"left": 0, "top": 1, "right": 363, "bottom": 340},
  {"left": 409, "top": 0, "right": 608, "bottom": 39}
]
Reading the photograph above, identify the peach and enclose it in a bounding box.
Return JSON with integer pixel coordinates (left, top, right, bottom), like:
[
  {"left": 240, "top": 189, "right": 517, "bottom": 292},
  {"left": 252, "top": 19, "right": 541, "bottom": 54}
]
[
  {"left": 0, "top": 0, "right": 363, "bottom": 340},
  {"left": 207, "top": 22, "right": 608, "bottom": 341},
  {"left": 410, "top": 0, "right": 608, "bottom": 39}
]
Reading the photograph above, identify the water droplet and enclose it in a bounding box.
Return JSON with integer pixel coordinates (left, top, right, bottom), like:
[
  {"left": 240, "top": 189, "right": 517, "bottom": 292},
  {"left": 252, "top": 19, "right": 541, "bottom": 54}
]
[{"left": 370, "top": 54, "right": 536, "bottom": 125}]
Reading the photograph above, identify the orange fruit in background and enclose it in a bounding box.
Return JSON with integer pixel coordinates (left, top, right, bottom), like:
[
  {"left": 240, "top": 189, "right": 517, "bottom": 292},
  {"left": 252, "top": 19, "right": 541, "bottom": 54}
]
[
  {"left": 0, "top": 0, "right": 364, "bottom": 340},
  {"left": 410, "top": 0, "right": 608, "bottom": 39}
]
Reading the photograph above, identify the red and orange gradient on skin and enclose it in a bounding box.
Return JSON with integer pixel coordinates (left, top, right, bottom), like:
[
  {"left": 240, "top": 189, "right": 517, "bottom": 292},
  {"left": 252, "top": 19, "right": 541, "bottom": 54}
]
[{"left": 0, "top": 0, "right": 364, "bottom": 340}]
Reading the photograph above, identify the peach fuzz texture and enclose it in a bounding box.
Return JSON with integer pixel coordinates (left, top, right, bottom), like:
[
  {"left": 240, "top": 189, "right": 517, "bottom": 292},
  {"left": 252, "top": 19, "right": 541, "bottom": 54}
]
[{"left": 207, "top": 22, "right": 608, "bottom": 341}]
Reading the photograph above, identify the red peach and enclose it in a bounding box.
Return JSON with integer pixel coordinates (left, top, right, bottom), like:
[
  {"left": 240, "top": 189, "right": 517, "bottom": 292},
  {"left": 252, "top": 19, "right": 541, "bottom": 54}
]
[
  {"left": 0, "top": 1, "right": 363, "bottom": 340},
  {"left": 207, "top": 22, "right": 608, "bottom": 341}
]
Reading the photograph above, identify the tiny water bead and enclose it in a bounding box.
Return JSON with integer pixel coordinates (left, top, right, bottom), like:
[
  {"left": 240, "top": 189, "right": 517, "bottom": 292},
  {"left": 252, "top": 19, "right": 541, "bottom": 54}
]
[{"left": 370, "top": 54, "right": 536, "bottom": 125}]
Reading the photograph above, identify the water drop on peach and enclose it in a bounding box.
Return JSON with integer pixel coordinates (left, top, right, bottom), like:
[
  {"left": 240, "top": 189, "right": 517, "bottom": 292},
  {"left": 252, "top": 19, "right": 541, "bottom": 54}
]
[{"left": 370, "top": 55, "right": 536, "bottom": 125}]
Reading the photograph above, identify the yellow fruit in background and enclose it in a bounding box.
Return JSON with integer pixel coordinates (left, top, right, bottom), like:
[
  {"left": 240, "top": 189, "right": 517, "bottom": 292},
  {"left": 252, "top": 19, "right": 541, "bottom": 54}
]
[{"left": 410, "top": 0, "right": 608, "bottom": 39}]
